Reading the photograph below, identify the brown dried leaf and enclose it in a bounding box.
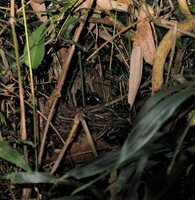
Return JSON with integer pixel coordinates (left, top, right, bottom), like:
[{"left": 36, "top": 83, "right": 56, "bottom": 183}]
[
  {"left": 30, "top": 1, "right": 47, "bottom": 22},
  {"left": 69, "top": 133, "right": 112, "bottom": 163},
  {"left": 134, "top": 22, "right": 155, "bottom": 65},
  {"left": 75, "top": 0, "right": 94, "bottom": 11},
  {"left": 134, "top": 5, "right": 156, "bottom": 65},
  {"left": 75, "top": 0, "right": 129, "bottom": 12},
  {"left": 97, "top": 0, "right": 129, "bottom": 11},
  {"left": 128, "top": 44, "right": 143, "bottom": 107}
]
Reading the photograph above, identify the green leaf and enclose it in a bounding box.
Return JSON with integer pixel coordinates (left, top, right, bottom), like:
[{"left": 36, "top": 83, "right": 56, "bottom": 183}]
[
  {"left": 117, "top": 82, "right": 195, "bottom": 168},
  {"left": 23, "top": 22, "right": 47, "bottom": 69},
  {"left": 53, "top": 0, "right": 78, "bottom": 22},
  {"left": 4, "top": 172, "right": 58, "bottom": 184},
  {"left": 189, "top": 5, "right": 195, "bottom": 14},
  {"left": 111, "top": 165, "right": 135, "bottom": 198},
  {"left": 67, "top": 151, "right": 119, "bottom": 179},
  {"left": 63, "top": 82, "right": 195, "bottom": 197},
  {"left": 136, "top": 83, "right": 190, "bottom": 122},
  {"left": 0, "top": 141, "right": 31, "bottom": 171},
  {"left": 62, "top": 16, "right": 79, "bottom": 39}
]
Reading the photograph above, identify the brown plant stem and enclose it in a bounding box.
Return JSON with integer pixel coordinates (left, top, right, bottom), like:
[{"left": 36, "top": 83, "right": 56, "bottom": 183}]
[
  {"left": 50, "top": 113, "right": 81, "bottom": 174},
  {"left": 152, "top": 16, "right": 195, "bottom": 94},
  {"left": 10, "top": 0, "right": 27, "bottom": 158},
  {"left": 10, "top": 0, "right": 29, "bottom": 199},
  {"left": 38, "top": 0, "right": 94, "bottom": 166}
]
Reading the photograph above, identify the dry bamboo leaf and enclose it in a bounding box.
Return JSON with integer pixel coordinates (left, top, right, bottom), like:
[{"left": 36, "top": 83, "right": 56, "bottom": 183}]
[
  {"left": 97, "top": 0, "right": 129, "bottom": 11},
  {"left": 30, "top": 1, "right": 47, "bottom": 22},
  {"left": 74, "top": 0, "right": 91, "bottom": 10},
  {"left": 128, "top": 4, "right": 155, "bottom": 107},
  {"left": 134, "top": 22, "right": 155, "bottom": 65},
  {"left": 134, "top": 5, "right": 155, "bottom": 65},
  {"left": 128, "top": 44, "right": 143, "bottom": 107},
  {"left": 76, "top": 0, "right": 129, "bottom": 12}
]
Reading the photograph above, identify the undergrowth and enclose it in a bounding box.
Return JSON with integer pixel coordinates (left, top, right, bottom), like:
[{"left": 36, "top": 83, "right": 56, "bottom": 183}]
[{"left": 0, "top": 0, "right": 195, "bottom": 199}]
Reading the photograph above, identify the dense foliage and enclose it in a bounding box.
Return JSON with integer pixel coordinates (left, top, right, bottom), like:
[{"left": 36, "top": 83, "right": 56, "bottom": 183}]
[{"left": 0, "top": 0, "right": 195, "bottom": 199}]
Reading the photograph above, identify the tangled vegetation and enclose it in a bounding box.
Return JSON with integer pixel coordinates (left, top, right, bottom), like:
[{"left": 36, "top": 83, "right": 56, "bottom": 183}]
[{"left": 0, "top": 0, "right": 195, "bottom": 199}]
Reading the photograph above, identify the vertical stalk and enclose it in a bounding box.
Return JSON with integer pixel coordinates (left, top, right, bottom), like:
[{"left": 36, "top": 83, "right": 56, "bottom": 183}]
[
  {"left": 10, "top": 0, "right": 28, "bottom": 161},
  {"left": 78, "top": 51, "right": 85, "bottom": 107},
  {"left": 21, "top": 0, "right": 38, "bottom": 171}
]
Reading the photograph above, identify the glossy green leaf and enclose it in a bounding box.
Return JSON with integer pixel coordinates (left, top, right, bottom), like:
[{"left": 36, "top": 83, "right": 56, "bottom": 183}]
[
  {"left": 24, "top": 22, "right": 47, "bottom": 69},
  {"left": 4, "top": 172, "right": 58, "bottom": 184},
  {"left": 0, "top": 141, "right": 31, "bottom": 171}
]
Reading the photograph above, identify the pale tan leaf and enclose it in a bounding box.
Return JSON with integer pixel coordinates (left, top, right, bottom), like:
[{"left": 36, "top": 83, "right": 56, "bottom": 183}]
[
  {"left": 75, "top": 0, "right": 129, "bottom": 12},
  {"left": 97, "top": 0, "right": 129, "bottom": 11},
  {"left": 134, "top": 21, "right": 156, "bottom": 65},
  {"left": 30, "top": 1, "right": 47, "bottom": 22},
  {"left": 134, "top": 5, "right": 156, "bottom": 65},
  {"left": 138, "top": 4, "right": 154, "bottom": 20},
  {"left": 128, "top": 4, "right": 155, "bottom": 106},
  {"left": 74, "top": 0, "right": 91, "bottom": 10},
  {"left": 128, "top": 44, "right": 143, "bottom": 107}
]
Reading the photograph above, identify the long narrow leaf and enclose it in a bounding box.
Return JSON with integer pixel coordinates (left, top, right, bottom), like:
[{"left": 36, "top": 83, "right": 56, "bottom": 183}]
[
  {"left": 65, "top": 82, "right": 195, "bottom": 182},
  {"left": 117, "top": 82, "right": 195, "bottom": 167},
  {"left": 66, "top": 151, "right": 119, "bottom": 179},
  {"left": 137, "top": 82, "right": 195, "bottom": 122},
  {"left": 4, "top": 172, "right": 57, "bottom": 184},
  {"left": 0, "top": 141, "right": 31, "bottom": 171}
]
